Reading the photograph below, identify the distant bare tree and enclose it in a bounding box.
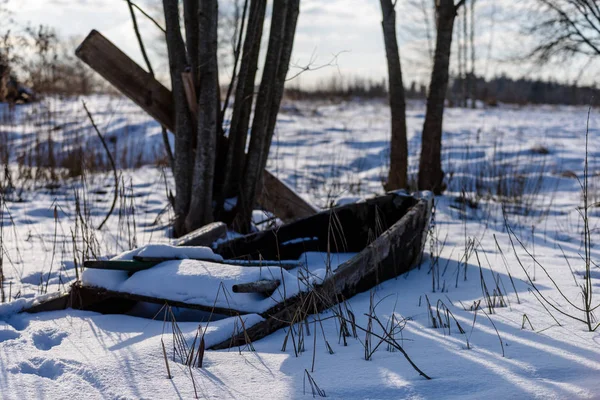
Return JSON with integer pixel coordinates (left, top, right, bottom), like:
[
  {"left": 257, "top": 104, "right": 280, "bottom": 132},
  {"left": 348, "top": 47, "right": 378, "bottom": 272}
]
[
  {"left": 379, "top": 0, "right": 408, "bottom": 191},
  {"left": 528, "top": 0, "right": 600, "bottom": 62},
  {"left": 469, "top": 0, "right": 476, "bottom": 108},
  {"left": 418, "top": 0, "right": 465, "bottom": 194}
]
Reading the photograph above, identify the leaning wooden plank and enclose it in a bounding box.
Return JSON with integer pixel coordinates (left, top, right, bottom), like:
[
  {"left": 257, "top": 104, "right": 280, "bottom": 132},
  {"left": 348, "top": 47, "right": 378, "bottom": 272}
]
[
  {"left": 232, "top": 279, "right": 281, "bottom": 294},
  {"left": 76, "top": 31, "right": 318, "bottom": 224},
  {"left": 258, "top": 170, "right": 319, "bottom": 223},
  {"left": 209, "top": 196, "right": 431, "bottom": 349},
  {"left": 75, "top": 30, "right": 175, "bottom": 132},
  {"left": 173, "top": 221, "right": 227, "bottom": 247},
  {"left": 71, "top": 285, "right": 248, "bottom": 317}
]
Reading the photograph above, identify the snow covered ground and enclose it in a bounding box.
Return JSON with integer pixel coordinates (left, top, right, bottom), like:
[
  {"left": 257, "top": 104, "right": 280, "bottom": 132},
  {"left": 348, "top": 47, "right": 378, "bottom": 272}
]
[{"left": 1, "top": 96, "right": 600, "bottom": 399}]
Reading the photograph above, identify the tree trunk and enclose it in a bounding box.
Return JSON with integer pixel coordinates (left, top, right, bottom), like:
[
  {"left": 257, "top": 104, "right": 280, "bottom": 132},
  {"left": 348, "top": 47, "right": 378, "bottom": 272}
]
[
  {"left": 418, "top": 0, "right": 462, "bottom": 194},
  {"left": 163, "top": 0, "right": 195, "bottom": 236},
  {"left": 185, "top": 0, "right": 219, "bottom": 232},
  {"left": 222, "top": 0, "right": 267, "bottom": 200},
  {"left": 259, "top": 0, "right": 300, "bottom": 183},
  {"left": 380, "top": 0, "right": 408, "bottom": 191},
  {"left": 236, "top": 0, "right": 289, "bottom": 233},
  {"left": 462, "top": 2, "right": 468, "bottom": 107},
  {"left": 183, "top": 0, "right": 199, "bottom": 91},
  {"left": 469, "top": 0, "right": 476, "bottom": 109}
]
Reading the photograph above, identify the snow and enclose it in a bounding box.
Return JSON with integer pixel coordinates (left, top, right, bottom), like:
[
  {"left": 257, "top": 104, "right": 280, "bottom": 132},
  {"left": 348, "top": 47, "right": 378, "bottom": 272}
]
[
  {"left": 0, "top": 291, "right": 68, "bottom": 319},
  {"left": 86, "top": 260, "right": 304, "bottom": 313},
  {"left": 82, "top": 251, "right": 356, "bottom": 313},
  {"left": 81, "top": 245, "right": 225, "bottom": 290},
  {"left": 136, "top": 245, "right": 224, "bottom": 261},
  {"left": 108, "top": 244, "right": 224, "bottom": 261},
  {"left": 2, "top": 96, "right": 600, "bottom": 398},
  {"left": 0, "top": 310, "right": 265, "bottom": 399}
]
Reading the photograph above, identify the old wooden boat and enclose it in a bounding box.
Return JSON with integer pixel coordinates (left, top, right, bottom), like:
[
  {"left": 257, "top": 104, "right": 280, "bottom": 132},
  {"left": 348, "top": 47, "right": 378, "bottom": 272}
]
[{"left": 20, "top": 192, "right": 432, "bottom": 349}]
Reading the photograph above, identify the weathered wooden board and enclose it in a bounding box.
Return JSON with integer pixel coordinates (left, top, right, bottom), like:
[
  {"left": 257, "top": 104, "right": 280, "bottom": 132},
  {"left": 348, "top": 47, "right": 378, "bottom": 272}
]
[
  {"left": 70, "top": 284, "right": 247, "bottom": 317},
  {"left": 209, "top": 195, "right": 431, "bottom": 349},
  {"left": 84, "top": 260, "right": 160, "bottom": 273},
  {"left": 75, "top": 30, "right": 175, "bottom": 131},
  {"left": 232, "top": 279, "right": 281, "bottom": 294},
  {"left": 76, "top": 31, "right": 318, "bottom": 224},
  {"left": 20, "top": 292, "right": 71, "bottom": 314},
  {"left": 173, "top": 221, "right": 227, "bottom": 247},
  {"left": 258, "top": 170, "right": 318, "bottom": 223},
  {"left": 84, "top": 258, "right": 300, "bottom": 273},
  {"left": 215, "top": 193, "right": 417, "bottom": 261}
]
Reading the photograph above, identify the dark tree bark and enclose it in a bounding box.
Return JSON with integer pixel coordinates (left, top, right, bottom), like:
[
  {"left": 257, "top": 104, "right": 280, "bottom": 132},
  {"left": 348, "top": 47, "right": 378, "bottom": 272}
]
[
  {"left": 418, "top": 0, "right": 464, "bottom": 194},
  {"left": 236, "top": 0, "right": 291, "bottom": 232},
  {"left": 222, "top": 0, "right": 267, "bottom": 200},
  {"left": 159, "top": 0, "right": 300, "bottom": 236},
  {"left": 380, "top": 0, "right": 408, "bottom": 191},
  {"left": 259, "top": 0, "right": 300, "bottom": 181},
  {"left": 469, "top": 0, "right": 476, "bottom": 109},
  {"left": 163, "top": 0, "right": 195, "bottom": 236},
  {"left": 185, "top": 0, "right": 219, "bottom": 232},
  {"left": 183, "top": 0, "right": 199, "bottom": 91},
  {"left": 462, "top": 1, "right": 467, "bottom": 107}
]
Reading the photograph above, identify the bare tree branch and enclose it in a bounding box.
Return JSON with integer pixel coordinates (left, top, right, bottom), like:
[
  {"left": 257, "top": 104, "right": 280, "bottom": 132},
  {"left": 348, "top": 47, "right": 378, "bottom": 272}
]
[
  {"left": 124, "top": 0, "right": 166, "bottom": 33},
  {"left": 286, "top": 50, "right": 347, "bottom": 82}
]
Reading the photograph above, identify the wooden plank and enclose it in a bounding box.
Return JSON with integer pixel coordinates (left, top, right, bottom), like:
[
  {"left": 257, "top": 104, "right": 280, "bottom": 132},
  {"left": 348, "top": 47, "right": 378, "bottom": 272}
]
[
  {"left": 173, "top": 221, "right": 227, "bottom": 247},
  {"left": 71, "top": 285, "right": 248, "bottom": 317},
  {"left": 84, "top": 258, "right": 300, "bottom": 273},
  {"left": 134, "top": 256, "right": 300, "bottom": 270},
  {"left": 215, "top": 193, "right": 417, "bottom": 261},
  {"left": 84, "top": 260, "right": 160, "bottom": 273},
  {"left": 76, "top": 31, "right": 318, "bottom": 224},
  {"left": 210, "top": 196, "right": 432, "bottom": 349},
  {"left": 20, "top": 292, "right": 71, "bottom": 314},
  {"left": 75, "top": 30, "right": 175, "bottom": 132},
  {"left": 259, "top": 170, "right": 318, "bottom": 223},
  {"left": 232, "top": 279, "right": 280, "bottom": 294}
]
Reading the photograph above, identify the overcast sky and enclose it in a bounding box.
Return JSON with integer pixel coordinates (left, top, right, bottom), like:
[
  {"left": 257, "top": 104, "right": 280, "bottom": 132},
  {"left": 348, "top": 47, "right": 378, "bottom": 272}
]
[{"left": 6, "top": 0, "right": 599, "bottom": 88}]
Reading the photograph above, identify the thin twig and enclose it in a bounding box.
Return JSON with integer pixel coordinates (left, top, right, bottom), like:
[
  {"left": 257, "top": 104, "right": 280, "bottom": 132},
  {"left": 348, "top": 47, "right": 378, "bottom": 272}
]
[
  {"left": 82, "top": 101, "right": 118, "bottom": 230},
  {"left": 126, "top": 0, "right": 154, "bottom": 76},
  {"left": 123, "top": 0, "right": 166, "bottom": 33}
]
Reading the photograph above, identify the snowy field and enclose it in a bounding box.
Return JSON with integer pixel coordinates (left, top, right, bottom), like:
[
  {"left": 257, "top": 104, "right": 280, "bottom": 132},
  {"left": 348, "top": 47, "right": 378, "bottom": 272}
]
[{"left": 1, "top": 96, "right": 600, "bottom": 399}]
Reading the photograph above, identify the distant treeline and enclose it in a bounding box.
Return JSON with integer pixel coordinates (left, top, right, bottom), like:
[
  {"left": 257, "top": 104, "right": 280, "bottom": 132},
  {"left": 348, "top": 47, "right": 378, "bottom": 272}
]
[
  {"left": 450, "top": 74, "right": 600, "bottom": 106},
  {"left": 286, "top": 73, "right": 600, "bottom": 106},
  {"left": 285, "top": 76, "right": 388, "bottom": 100}
]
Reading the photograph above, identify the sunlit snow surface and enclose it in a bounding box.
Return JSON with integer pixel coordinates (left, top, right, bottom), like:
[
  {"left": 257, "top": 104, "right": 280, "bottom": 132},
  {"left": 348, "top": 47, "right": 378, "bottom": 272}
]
[{"left": 1, "top": 96, "right": 600, "bottom": 398}]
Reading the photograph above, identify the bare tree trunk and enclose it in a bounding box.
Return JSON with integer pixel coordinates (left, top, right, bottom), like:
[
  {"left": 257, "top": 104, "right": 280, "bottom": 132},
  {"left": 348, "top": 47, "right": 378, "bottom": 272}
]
[
  {"left": 163, "top": 0, "right": 195, "bottom": 236},
  {"left": 159, "top": 0, "right": 301, "bottom": 235},
  {"left": 185, "top": 0, "right": 219, "bottom": 232},
  {"left": 380, "top": 0, "right": 408, "bottom": 191},
  {"left": 183, "top": 0, "right": 199, "bottom": 91},
  {"left": 222, "top": 0, "right": 267, "bottom": 200},
  {"left": 236, "top": 0, "right": 291, "bottom": 232},
  {"left": 418, "top": 0, "right": 463, "bottom": 194},
  {"left": 260, "top": 0, "right": 300, "bottom": 179},
  {"left": 462, "top": 2, "right": 468, "bottom": 107},
  {"left": 456, "top": 10, "right": 463, "bottom": 106},
  {"left": 469, "top": 0, "right": 476, "bottom": 109}
]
